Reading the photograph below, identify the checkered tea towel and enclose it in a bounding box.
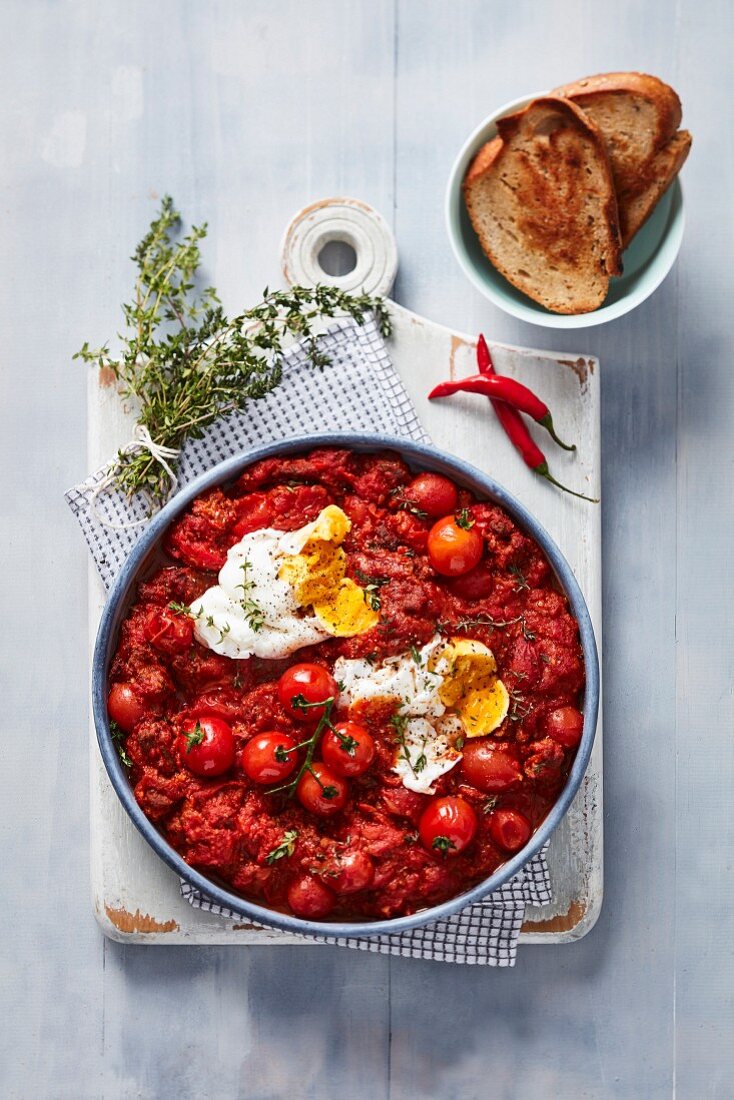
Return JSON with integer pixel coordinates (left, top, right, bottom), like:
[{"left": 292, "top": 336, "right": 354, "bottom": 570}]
[{"left": 66, "top": 313, "right": 553, "bottom": 966}]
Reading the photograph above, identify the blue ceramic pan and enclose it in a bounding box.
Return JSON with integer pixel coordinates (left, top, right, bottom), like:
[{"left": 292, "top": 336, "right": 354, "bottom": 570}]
[{"left": 93, "top": 433, "right": 600, "bottom": 938}]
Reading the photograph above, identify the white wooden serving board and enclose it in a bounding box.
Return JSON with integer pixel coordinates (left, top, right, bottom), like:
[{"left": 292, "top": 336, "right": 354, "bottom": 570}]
[{"left": 88, "top": 301, "right": 603, "bottom": 945}]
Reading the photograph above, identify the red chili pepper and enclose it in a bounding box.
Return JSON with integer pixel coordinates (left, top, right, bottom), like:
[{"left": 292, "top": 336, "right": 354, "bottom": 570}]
[
  {"left": 475, "top": 335, "right": 598, "bottom": 503},
  {"left": 476, "top": 333, "right": 493, "bottom": 374},
  {"left": 429, "top": 374, "right": 575, "bottom": 451}
]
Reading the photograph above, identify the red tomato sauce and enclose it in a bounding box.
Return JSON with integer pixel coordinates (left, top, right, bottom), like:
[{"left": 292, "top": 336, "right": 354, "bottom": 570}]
[{"left": 108, "top": 448, "right": 585, "bottom": 920}]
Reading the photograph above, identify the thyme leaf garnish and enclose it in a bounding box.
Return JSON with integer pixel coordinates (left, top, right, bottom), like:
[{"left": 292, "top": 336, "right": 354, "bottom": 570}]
[
  {"left": 354, "top": 568, "right": 389, "bottom": 612},
  {"left": 508, "top": 563, "right": 530, "bottom": 592},
  {"left": 389, "top": 485, "right": 428, "bottom": 520},
  {"left": 168, "top": 600, "right": 193, "bottom": 616},
  {"left": 235, "top": 559, "right": 264, "bottom": 632},
  {"left": 265, "top": 829, "right": 299, "bottom": 865},
  {"left": 391, "top": 711, "right": 420, "bottom": 776},
  {"left": 110, "top": 719, "right": 133, "bottom": 769},
  {"left": 441, "top": 612, "right": 536, "bottom": 641},
  {"left": 414, "top": 744, "right": 428, "bottom": 774},
  {"left": 508, "top": 690, "right": 531, "bottom": 723}
]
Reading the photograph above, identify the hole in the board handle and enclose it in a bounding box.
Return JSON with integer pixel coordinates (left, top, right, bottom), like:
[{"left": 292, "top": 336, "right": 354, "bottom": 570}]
[{"left": 318, "top": 240, "right": 357, "bottom": 277}]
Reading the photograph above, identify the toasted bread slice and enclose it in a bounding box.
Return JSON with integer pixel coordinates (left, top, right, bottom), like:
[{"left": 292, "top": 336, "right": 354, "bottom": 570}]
[
  {"left": 463, "top": 97, "right": 622, "bottom": 314},
  {"left": 620, "top": 129, "right": 691, "bottom": 243},
  {"left": 553, "top": 72, "right": 692, "bottom": 245}
]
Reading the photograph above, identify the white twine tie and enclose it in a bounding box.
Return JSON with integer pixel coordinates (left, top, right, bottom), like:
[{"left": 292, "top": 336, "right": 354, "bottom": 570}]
[{"left": 88, "top": 424, "right": 179, "bottom": 530}]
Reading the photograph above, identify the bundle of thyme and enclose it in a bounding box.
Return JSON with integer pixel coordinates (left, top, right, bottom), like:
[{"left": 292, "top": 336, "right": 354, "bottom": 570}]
[{"left": 75, "top": 196, "right": 391, "bottom": 506}]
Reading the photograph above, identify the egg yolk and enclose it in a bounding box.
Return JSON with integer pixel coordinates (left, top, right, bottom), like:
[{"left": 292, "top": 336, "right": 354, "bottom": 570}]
[
  {"left": 437, "top": 638, "right": 509, "bottom": 737},
  {"left": 279, "top": 506, "right": 379, "bottom": 636}
]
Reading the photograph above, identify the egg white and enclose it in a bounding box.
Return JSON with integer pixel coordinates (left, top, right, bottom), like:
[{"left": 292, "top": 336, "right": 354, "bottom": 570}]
[
  {"left": 334, "top": 638, "right": 463, "bottom": 794},
  {"left": 335, "top": 635, "right": 510, "bottom": 794},
  {"left": 191, "top": 527, "right": 330, "bottom": 661}
]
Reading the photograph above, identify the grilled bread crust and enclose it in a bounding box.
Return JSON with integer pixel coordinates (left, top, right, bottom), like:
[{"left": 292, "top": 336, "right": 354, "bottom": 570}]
[
  {"left": 463, "top": 96, "right": 622, "bottom": 314},
  {"left": 553, "top": 72, "right": 691, "bottom": 245}
]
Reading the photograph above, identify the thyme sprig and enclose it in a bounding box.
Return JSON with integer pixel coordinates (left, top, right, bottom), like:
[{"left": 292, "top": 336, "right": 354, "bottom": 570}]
[
  {"left": 265, "top": 829, "right": 299, "bottom": 865},
  {"left": 75, "top": 196, "right": 391, "bottom": 505},
  {"left": 110, "top": 719, "right": 133, "bottom": 769},
  {"left": 508, "top": 689, "right": 532, "bottom": 722},
  {"left": 442, "top": 612, "right": 536, "bottom": 640},
  {"left": 168, "top": 600, "right": 193, "bottom": 616},
  {"left": 354, "top": 567, "right": 389, "bottom": 612},
  {"left": 235, "top": 559, "right": 264, "bottom": 632},
  {"left": 389, "top": 485, "right": 428, "bottom": 520},
  {"left": 391, "top": 711, "right": 427, "bottom": 776},
  {"left": 508, "top": 563, "right": 530, "bottom": 592}
]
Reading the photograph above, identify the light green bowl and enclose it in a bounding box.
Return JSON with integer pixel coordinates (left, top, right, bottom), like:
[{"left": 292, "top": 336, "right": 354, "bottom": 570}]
[{"left": 446, "top": 92, "right": 685, "bottom": 328}]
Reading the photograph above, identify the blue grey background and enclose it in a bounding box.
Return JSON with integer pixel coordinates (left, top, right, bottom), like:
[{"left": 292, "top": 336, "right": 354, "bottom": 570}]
[{"left": 1, "top": 2, "right": 731, "bottom": 1097}]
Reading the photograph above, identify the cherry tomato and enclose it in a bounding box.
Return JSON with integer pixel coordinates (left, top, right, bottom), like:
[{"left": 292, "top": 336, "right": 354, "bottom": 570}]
[
  {"left": 323, "top": 850, "right": 375, "bottom": 894},
  {"left": 545, "top": 706, "right": 584, "bottom": 749},
  {"left": 177, "top": 715, "right": 236, "bottom": 777},
  {"left": 427, "top": 515, "right": 483, "bottom": 577},
  {"left": 487, "top": 809, "right": 532, "bottom": 853},
  {"left": 241, "top": 731, "right": 299, "bottom": 784},
  {"left": 296, "top": 763, "right": 348, "bottom": 817},
  {"left": 321, "top": 721, "right": 375, "bottom": 777},
  {"left": 108, "top": 682, "right": 147, "bottom": 733},
  {"left": 278, "top": 664, "right": 338, "bottom": 722},
  {"left": 460, "top": 742, "right": 523, "bottom": 793},
  {"left": 404, "top": 473, "right": 458, "bottom": 518},
  {"left": 444, "top": 562, "right": 494, "bottom": 600},
  {"left": 418, "top": 796, "right": 478, "bottom": 857},
  {"left": 143, "top": 606, "right": 194, "bottom": 654},
  {"left": 287, "top": 875, "right": 336, "bottom": 919}
]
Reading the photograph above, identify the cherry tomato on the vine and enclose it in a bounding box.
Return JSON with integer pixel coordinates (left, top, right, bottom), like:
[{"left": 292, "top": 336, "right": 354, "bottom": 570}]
[
  {"left": 460, "top": 742, "right": 524, "bottom": 794},
  {"left": 403, "top": 473, "right": 459, "bottom": 518},
  {"left": 321, "top": 721, "right": 375, "bottom": 777},
  {"left": 287, "top": 875, "right": 336, "bottom": 919},
  {"left": 143, "top": 606, "right": 194, "bottom": 654},
  {"left": 487, "top": 809, "right": 532, "bottom": 853},
  {"left": 427, "top": 514, "right": 483, "bottom": 577},
  {"left": 108, "top": 682, "right": 147, "bottom": 733},
  {"left": 322, "top": 850, "right": 374, "bottom": 894},
  {"left": 544, "top": 706, "right": 584, "bottom": 749},
  {"left": 444, "top": 562, "right": 494, "bottom": 600},
  {"left": 177, "top": 715, "right": 236, "bottom": 777},
  {"left": 296, "top": 763, "right": 348, "bottom": 816},
  {"left": 277, "top": 664, "right": 338, "bottom": 722},
  {"left": 241, "top": 731, "right": 299, "bottom": 784},
  {"left": 418, "top": 796, "right": 478, "bottom": 857}
]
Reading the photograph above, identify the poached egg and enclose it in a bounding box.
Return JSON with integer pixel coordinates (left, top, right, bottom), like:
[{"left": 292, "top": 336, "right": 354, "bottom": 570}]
[
  {"left": 191, "top": 506, "right": 378, "bottom": 661},
  {"left": 334, "top": 636, "right": 509, "bottom": 793}
]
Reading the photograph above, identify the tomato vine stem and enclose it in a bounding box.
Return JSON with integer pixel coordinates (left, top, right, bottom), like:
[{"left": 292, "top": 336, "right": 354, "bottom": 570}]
[{"left": 267, "top": 694, "right": 336, "bottom": 798}]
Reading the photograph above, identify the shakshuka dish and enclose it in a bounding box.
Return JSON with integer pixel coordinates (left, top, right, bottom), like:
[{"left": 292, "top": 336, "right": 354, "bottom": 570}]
[{"left": 107, "top": 447, "right": 586, "bottom": 921}]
